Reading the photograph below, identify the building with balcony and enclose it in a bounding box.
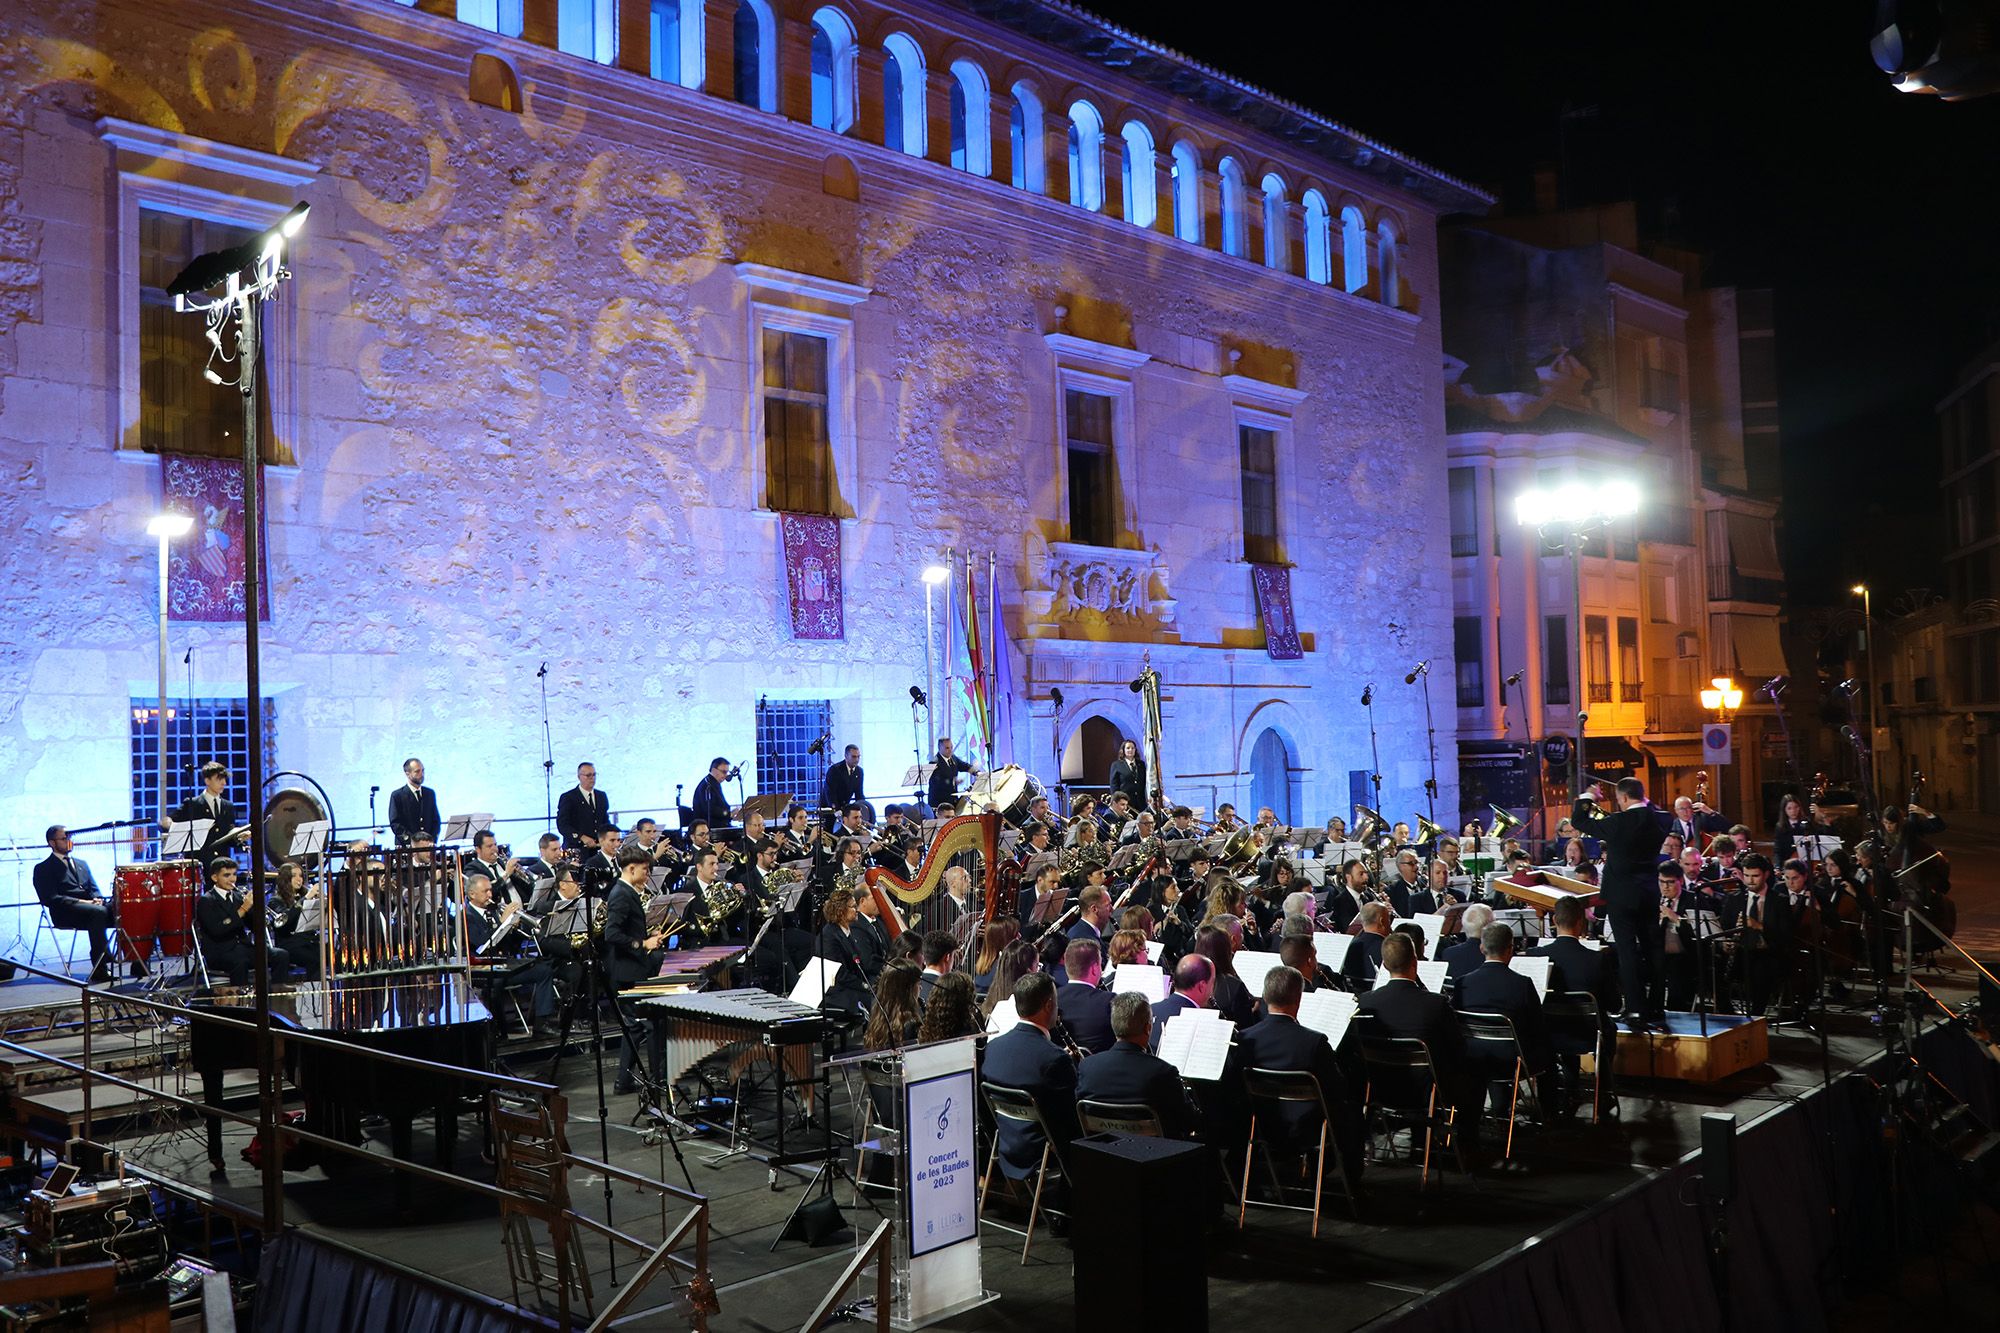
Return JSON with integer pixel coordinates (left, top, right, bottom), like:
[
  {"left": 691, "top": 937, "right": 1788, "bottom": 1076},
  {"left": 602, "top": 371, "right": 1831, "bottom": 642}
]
[
  {"left": 0, "top": 0, "right": 1489, "bottom": 897},
  {"left": 1440, "top": 195, "right": 1790, "bottom": 833}
]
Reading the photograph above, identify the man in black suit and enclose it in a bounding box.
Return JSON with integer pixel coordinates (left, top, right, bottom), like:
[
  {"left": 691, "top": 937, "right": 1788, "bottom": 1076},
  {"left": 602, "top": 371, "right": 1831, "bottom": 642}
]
[
  {"left": 1357, "top": 931, "right": 1471, "bottom": 1108},
  {"left": 33, "top": 825, "right": 116, "bottom": 981},
  {"left": 194, "top": 859, "right": 289, "bottom": 987},
  {"left": 1653, "top": 862, "right": 1700, "bottom": 1012},
  {"left": 1439, "top": 903, "right": 1494, "bottom": 979},
  {"left": 1076, "top": 993, "right": 1197, "bottom": 1138},
  {"left": 1668, "top": 796, "right": 1726, "bottom": 851},
  {"left": 1532, "top": 897, "right": 1618, "bottom": 1114},
  {"left": 1057, "top": 885, "right": 1112, "bottom": 983},
  {"left": 556, "top": 762, "right": 611, "bottom": 852},
  {"left": 1454, "top": 925, "right": 1556, "bottom": 1113},
  {"left": 691, "top": 757, "right": 734, "bottom": 830},
  {"left": 1055, "top": 939, "right": 1115, "bottom": 1054},
  {"left": 166, "top": 761, "right": 249, "bottom": 862},
  {"left": 981, "top": 973, "right": 1081, "bottom": 1188},
  {"left": 1735, "top": 854, "right": 1793, "bottom": 1016},
  {"left": 917, "top": 930, "right": 957, "bottom": 1008},
  {"left": 925, "top": 736, "right": 975, "bottom": 810},
  {"left": 1149, "top": 954, "right": 1214, "bottom": 1050},
  {"left": 1239, "top": 966, "right": 1364, "bottom": 1192},
  {"left": 1340, "top": 902, "right": 1392, "bottom": 990},
  {"left": 1572, "top": 776, "right": 1669, "bottom": 1029},
  {"left": 820, "top": 745, "right": 865, "bottom": 818},
  {"left": 603, "top": 849, "right": 668, "bottom": 1093},
  {"left": 463, "top": 876, "right": 554, "bottom": 1032},
  {"left": 1383, "top": 851, "right": 1425, "bottom": 918},
  {"left": 1322, "top": 859, "right": 1372, "bottom": 933},
  {"left": 388, "top": 757, "right": 441, "bottom": 846}
]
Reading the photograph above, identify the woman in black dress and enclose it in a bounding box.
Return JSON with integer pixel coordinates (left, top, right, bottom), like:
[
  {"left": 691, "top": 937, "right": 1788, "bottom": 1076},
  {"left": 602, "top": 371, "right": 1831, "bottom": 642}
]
[{"left": 1107, "top": 739, "right": 1147, "bottom": 809}]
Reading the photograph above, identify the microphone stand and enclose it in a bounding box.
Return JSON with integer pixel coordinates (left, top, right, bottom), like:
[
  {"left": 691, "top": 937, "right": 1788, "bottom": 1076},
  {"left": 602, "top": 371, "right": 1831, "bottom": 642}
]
[
  {"left": 1414, "top": 666, "right": 1440, "bottom": 825},
  {"left": 368, "top": 786, "right": 381, "bottom": 841},
  {"left": 1509, "top": 670, "right": 1541, "bottom": 845},
  {"left": 538, "top": 662, "right": 554, "bottom": 829},
  {"left": 1363, "top": 687, "right": 1384, "bottom": 815}
]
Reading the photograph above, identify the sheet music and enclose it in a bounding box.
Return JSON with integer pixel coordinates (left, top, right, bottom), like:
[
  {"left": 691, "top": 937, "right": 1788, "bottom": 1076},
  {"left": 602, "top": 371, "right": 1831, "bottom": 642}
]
[
  {"left": 1296, "top": 988, "right": 1358, "bottom": 1047},
  {"left": 1509, "top": 955, "right": 1552, "bottom": 1001},
  {"left": 1110, "top": 963, "right": 1170, "bottom": 1002},
  {"left": 162, "top": 820, "right": 211, "bottom": 857},
  {"left": 1418, "top": 960, "right": 1449, "bottom": 992},
  {"left": 1408, "top": 912, "right": 1447, "bottom": 955},
  {"left": 1143, "top": 940, "right": 1163, "bottom": 965},
  {"left": 1155, "top": 1012, "right": 1231, "bottom": 1081},
  {"left": 1300, "top": 862, "right": 1327, "bottom": 887},
  {"left": 288, "top": 820, "right": 331, "bottom": 857},
  {"left": 1577, "top": 936, "right": 1604, "bottom": 951},
  {"left": 985, "top": 996, "right": 1019, "bottom": 1036},
  {"left": 1314, "top": 932, "right": 1357, "bottom": 971},
  {"left": 788, "top": 958, "right": 837, "bottom": 1007},
  {"left": 1231, "top": 949, "right": 1284, "bottom": 998},
  {"left": 441, "top": 812, "right": 494, "bottom": 843}
]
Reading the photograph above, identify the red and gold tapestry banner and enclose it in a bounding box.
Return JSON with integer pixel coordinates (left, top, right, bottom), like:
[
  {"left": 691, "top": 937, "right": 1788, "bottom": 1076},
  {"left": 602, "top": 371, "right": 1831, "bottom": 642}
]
[
  {"left": 162, "top": 455, "right": 270, "bottom": 622},
  {"left": 1251, "top": 562, "right": 1302, "bottom": 660},
  {"left": 780, "top": 512, "right": 844, "bottom": 640}
]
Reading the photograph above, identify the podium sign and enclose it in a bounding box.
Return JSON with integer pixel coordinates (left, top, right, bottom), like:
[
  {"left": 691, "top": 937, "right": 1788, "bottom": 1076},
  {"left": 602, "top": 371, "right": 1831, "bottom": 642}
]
[{"left": 899, "top": 1037, "right": 987, "bottom": 1326}]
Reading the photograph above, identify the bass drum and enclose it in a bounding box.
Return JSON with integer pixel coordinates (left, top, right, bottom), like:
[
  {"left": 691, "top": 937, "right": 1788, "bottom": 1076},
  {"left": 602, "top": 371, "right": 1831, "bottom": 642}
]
[
  {"left": 963, "top": 765, "right": 1043, "bottom": 826},
  {"left": 264, "top": 786, "right": 330, "bottom": 869}
]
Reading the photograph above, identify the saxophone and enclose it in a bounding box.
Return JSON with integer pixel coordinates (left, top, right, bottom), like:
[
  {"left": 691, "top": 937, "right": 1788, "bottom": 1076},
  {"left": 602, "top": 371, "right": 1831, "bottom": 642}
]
[{"left": 1059, "top": 841, "right": 1110, "bottom": 888}]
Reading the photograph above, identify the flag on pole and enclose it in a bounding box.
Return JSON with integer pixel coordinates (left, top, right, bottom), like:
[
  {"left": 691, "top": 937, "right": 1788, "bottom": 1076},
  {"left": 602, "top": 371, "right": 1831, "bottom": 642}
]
[
  {"left": 945, "top": 556, "right": 990, "bottom": 769},
  {"left": 990, "top": 555, "right": 1016, "bottom": 768}
]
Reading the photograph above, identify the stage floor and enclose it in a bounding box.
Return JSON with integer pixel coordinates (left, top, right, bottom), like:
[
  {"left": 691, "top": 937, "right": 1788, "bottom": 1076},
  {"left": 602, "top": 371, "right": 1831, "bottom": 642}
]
[{"left": 80, "top": 967, "right": 1973, "bottom": 1333}]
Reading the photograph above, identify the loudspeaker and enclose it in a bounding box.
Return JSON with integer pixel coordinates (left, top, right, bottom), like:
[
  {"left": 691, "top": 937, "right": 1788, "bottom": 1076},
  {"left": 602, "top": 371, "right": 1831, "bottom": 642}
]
[
  {"left": 1068, "top": 1133, "right": 1209, "bottom": 1332},
  {"left": 1699, "top": 1111, "right": 1737, "bottom": 1204}
]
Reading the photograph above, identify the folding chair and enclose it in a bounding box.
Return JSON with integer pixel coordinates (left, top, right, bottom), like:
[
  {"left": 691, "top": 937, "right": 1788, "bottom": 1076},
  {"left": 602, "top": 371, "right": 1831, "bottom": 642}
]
[
  {"left": 1457, "top": 1010, "right": 1541, "bottom": 1159},
  {"left": 1354, "top": 1015, "right": 1460, "bottom": 1188},
  {"left": 1544, "top": 990, "right": 1607, "bottom": 1122},
  {"left": 978, "top": 1081, "right": 1066, "bottom": 1264},
  {"left": 1077, "top": 1100, "right": 1165, "bottom": 1138},
  {"left": 1237, "top": 1067, "right": 1356, "bottom": 1237},
  {"left": 29, "top": 906, "right": 79, "bottom": 975},
  {"left": 852, "top": 1057, "right": 902, "bottom": 1203}
]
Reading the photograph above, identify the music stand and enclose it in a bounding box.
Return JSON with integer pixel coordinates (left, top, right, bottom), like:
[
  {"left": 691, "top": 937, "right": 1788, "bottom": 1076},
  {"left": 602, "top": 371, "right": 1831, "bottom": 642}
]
[
  {"left": 441, "top": 813, "right": 493, "bottom": 844},
  {"left": 740, "top": 792, "right": 794, "bottom": 824},
  {"left": 161, "top": 820, "right": 212, "bottom": 859}
]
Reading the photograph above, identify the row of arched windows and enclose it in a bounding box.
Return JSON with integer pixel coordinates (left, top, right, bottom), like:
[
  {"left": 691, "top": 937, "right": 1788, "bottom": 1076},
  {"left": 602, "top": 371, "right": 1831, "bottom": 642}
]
[{"left": 457, "top": 0, "right": 1403, "bottom": 305}]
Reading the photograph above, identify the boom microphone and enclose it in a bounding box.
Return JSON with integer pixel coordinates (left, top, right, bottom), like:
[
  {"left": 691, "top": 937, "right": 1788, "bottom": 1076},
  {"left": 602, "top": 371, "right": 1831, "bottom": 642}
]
[
  {"left": 909, "top": 685, "right": 928, "bottom": 707},
  {"left": 1403, "top": 660, "right": 1430, "bottom": 685},
  {"left": 1504, "top": 670, "right": 1524, "bottom": 687}
]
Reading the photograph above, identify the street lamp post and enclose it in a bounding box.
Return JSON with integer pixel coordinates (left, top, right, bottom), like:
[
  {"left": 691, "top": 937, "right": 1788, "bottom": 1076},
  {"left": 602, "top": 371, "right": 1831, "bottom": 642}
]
[
  {"left": 145, "top": 514, "right": 194, "bottom": 829},
  {"left": 1699, "top": 675, "right": 1745, "bottom": 810},
  {"left": 1515, "top": 479, "right": 1641, "bottom": 805},
  {"left": 1852, "top": 584, "right": 1880, "bottom": 798}
]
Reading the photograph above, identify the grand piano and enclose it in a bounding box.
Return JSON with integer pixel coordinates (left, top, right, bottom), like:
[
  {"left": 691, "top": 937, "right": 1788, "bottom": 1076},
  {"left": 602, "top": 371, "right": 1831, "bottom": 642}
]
[{"left": 189, "top": 971, "right": 492, "bottom": 1204}]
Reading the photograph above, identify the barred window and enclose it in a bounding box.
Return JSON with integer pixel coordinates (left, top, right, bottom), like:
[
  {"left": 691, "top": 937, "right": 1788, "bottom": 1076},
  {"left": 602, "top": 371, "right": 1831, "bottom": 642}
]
[
  {"left": 755, "top": 698, "right": 833, "bottom": 806},
  {"left": 130, "top": 696, "right": 276, "bottom": 860}
]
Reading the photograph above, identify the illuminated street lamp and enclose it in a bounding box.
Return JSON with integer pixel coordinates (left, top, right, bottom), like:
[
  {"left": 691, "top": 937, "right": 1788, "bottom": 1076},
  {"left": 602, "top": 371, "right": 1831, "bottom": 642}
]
[
  {"left": 1515, "top": 478, "right": 1642, "bottom": 803},
  {"left": 1698, "top": 676, "right": 1745, "bottom": 718},
  {"left": 922, "top": 564, "right": 951, "bottom": 751},
  {"left": 145, "top": 513, "right": 194, "bottom": 827}
]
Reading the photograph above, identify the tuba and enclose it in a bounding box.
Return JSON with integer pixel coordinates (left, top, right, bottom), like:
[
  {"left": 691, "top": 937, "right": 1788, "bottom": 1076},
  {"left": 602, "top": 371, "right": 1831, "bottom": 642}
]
[
  {"left": 1059, "top": 840, "right": 1110, "bottom": 888},
  {"left": 1487, "top": 804, "right": 1523, "bottom": 838}
]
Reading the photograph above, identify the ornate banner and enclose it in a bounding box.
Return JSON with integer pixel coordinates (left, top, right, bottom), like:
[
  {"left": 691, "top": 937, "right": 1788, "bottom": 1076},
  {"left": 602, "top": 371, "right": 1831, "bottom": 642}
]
[
  {"left": 1251, "top": 562, "right": 1302, "bottom": 660},
  {"left": 779, "top": 511, "right": 844, "bottom": 640},
  {"left": 162, "top": 455, "right": 269, "bottom": 622}
]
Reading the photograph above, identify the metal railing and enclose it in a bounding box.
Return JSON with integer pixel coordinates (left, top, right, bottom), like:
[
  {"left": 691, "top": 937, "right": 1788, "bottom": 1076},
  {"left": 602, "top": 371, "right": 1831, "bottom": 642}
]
[
  {"left": 799, "top": 1219, "right": 893, "bottom": 1333},
  {"left": 1644, "top": 694, "right": 1704, "bottom": 735},
  {"left": 0, "top": 957, "right": 710, "bottom": 1331}
]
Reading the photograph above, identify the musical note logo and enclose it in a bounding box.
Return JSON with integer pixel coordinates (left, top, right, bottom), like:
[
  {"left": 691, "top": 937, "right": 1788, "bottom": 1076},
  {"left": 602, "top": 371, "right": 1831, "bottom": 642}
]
[{"left": 936, "top": 1096, "right": 952, "bottom": 1140}]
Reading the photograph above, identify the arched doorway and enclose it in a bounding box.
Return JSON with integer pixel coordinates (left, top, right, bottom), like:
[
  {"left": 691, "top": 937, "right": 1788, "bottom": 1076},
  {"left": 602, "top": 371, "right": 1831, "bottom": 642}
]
[
  {"left": 1062, "top": 716, "right": 1130, "bottom": 791},
  {"left": 1248, "top": 727, "right": 1298, "bottom": 824}
]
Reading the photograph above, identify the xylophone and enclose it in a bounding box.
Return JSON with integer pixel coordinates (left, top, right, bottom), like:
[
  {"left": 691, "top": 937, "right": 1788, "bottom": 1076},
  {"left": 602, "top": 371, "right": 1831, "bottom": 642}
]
[{"left": 633, "top": 988, "right": 829, "bottom": 1168}]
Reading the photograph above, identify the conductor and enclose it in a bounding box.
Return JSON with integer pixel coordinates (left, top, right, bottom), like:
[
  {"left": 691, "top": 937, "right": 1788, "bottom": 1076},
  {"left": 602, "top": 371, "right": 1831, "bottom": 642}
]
[{"left": 1572, "top": 776, "right": 1669, "bottom": 1030}]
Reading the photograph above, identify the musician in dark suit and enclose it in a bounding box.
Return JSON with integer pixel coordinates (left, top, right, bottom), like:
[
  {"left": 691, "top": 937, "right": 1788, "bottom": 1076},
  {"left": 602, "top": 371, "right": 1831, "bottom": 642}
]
[
  {"left": 33, "top": 825, "right": 116, "bottom": 981},
  {"left": 1572, "top": 777, "right": 1669, "bottom": 1029},
  {"left": 1532, "top": 897, "right": 1618, "bottom": 1111},
  {"left": 194, "top": 859, "right": 289, "bottom": 987},
  {"left": 603, "top": 849, "right": 668, "bottom": 1093},
  {"left": 692, "top": 757, "right": 734, "bottom": 830},
  {"left": 820, "top": 746, "right": 865, "bottom": 816},
  {"left": 464, "top": 876, "right": 554, "bottom": 1031},
  {"left": 556, "top": 762, "right": 611, "bottom": 852},
  {"left": 1653, "top": 863, "right": 1700, "bottom": 1011},
  {"left": 1106, "top": 739, "right": 1147, "bottom": 808},
  {"left": 1323, "top": 860, "right": 1372, "bottom": 933},
  {"left": 1735, "top": 854, "right": 1794, "bottom": 1016},
  {"left": 980, "top": 974, "right": 1081, "bottom": 1186},
  {"left": 1668, "top": 796, "right": 1727, "bottom": 850},
  {"left": 1772, "top": 794, "right": 1832, "bottom": 866},
  {"left": 1439, "top": 904, "right": 1494, "bottom": 979},
  {"left": 1149, "top": 954, "right": 1213, "bottom": 1050},
  {"left": 816, "top": 888, "right": 875, "bottom": 1016},
  {"left": 925, "top": 737, "right": 975, "bottom": 809},
  {"left": 916, "top": 930, "right": 958, "bottom": 1008},
  {"left": 1357, "top": 932, "right": 1471, "bottom": 1104},
  {"left": 1454, "top": 925, "right": 1556, "bottom": 1110},
  {"left": 1340, "top": 903, "right": 1393, "bottom": 990},
  {"left": 1383, "top": 851, "right": 1425, "bottom": 918},
  {"left": 1239, "top": 966, "right": 1364, "bottom": 1191},
  {"left": 166, "top": 762, "right": 249, "bottom": 862},
  {"left": 1077, "top": 993, "right": 1196, "bottom": 1138},
  {"left": 1055, "top": 940, "right": 1116, "bottom": 1054},
  {"left": 388, "top": 758, "right": 441, "bottom": 846}
]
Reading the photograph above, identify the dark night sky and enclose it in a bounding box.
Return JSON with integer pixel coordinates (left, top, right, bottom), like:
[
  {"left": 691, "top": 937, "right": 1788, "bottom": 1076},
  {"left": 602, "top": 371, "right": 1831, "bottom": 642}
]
[{"left": 1090, "top": 0, "right": 2000, "bottom": 608}]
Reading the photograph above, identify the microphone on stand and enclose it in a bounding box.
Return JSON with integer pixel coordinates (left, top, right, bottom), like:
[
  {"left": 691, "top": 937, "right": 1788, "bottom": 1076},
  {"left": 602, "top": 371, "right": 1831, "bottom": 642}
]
[
  {"left": 1360, "top": 684, "right": 1373, "bottom": 707},
  {"left": 909, "top": 685, "right": 928, "bottom": 707},
  {"left": 1050, "top": 686, "right": 1064, "bottom": 709},
  {"left": 807, "top": 735, "right": 826, "bottom": 757},
  {"left": 1403, "top": 660, "right": 1430, "bottom": 685},
  {"left": 536, "top": 661, "right": 548, "bottom": 679},
  {"left": 1504, "top": 670, "right": 1524, "bottom": 687}
]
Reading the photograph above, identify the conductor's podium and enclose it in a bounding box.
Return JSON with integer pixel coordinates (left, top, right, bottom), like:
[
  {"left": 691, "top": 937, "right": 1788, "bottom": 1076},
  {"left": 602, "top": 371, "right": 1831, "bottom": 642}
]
[{"left": 1607, "top": 1011, "right": 1769, "bottom": 1084}]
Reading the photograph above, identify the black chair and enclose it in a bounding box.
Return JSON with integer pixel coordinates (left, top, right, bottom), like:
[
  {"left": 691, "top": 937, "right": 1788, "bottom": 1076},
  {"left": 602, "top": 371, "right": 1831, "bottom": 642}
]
[
  {"left": 1456, "top": 1010, "right": 1541, "bottom": 1159},
  {"left": 1077, "top": 1099, "right": 1164, "bottom": 1138},
  {"left": 1237, "top": 1067, "right": 1356, "bottom": 1236},
  {"left": 978, "top": 1081, "right": 1066, "bottom": 1264},
  {"left": 1353, "top": 1014, "right": 1460, "bottom": 1187},
  {"left": 1544, "top": 990, "right": 1607, "bottom": 1122}
]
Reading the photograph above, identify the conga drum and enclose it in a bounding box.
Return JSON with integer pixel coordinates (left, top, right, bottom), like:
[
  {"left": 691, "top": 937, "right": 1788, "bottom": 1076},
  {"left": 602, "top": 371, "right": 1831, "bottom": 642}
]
[
  {"left": 152, "top": 860, "right": 199, "bottom": 955},
  {"left": 113, "top": 864, "right": 161, "bottom": 962}
]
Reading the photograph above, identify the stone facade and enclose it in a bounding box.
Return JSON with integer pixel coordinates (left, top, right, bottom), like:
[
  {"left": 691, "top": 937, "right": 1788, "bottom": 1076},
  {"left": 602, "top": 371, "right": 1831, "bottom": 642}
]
[{"left": 0, "top": 0, "right": 1480, "bottom": 942}]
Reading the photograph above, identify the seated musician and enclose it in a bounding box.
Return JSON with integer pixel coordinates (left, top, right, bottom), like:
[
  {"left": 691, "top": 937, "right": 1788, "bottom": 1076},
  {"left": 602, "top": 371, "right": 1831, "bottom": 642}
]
[
  {"left": 464, "top": 875, "right": 554, "bottom": 1034},
  {"left": 836, "top": 804, "right": 870, "bottom": 843},
  {"left": 1106, "top": 927, "right": 1148, "bottom": 971},
  {"left": 678, "top": 848, "right": 723, "bottom": 937},
  {"left": 1065, "top": 795, "right": 1098, "bottom": 845},
  {"left": 33, "top": 825, "right": 116, "bottom": 983},
  {"left": 1323, "top": 859, "right": 1372, "bottom": 933},
  {"left": 1773, "top": 794, "right": 1832, "bottom": 866},
  {"left": 1017, "top": 859, "right": 1059, "bottom": 932},
  {"left": 1435, "top": 837, "right": 1465, "bottom": 879},
  {"left": 917, "top": 930, "right": 958, "bottom": 1008},
  {"left": 1150, "top": 955, "right": 1213, "bottom": 1049},
  {"left": 535, "top": 866, "right": 590, "bottom": 1008},
  {"left": 1653, "top": 863, "right": 1699, "bottom": 1012},
  {"left": 1531, "top": 897, "right": 1618, "bottom": 1109},
  {"left": 1424, "top": 859, "right": 1463, "bottom": 911},
  {"left": 779, "top": 805, "right": 817, "bottom": 860},
  {"left": 1341, "top": 903, "right": 1394, "bottom": 990},
  {"left": 1077, "top": 993, "right": 1197, "bottom": 1139},
  {"left": 939, "top": 866, "right": 974, "bottom": 930},
  {"left": 581, "top": 827, "right": 622, "bottom": 893},
  {"left": 626, "top": 818, "right": 666, "bottom": 863},
  {"left": 1384, "top": 851, "right": 1426, "bottom": 917},
  {"left": 816, "top": 888, "right": 874, "bottom": 1016},
  {"left": 981, "top": 973, "right": 1082, "bottom": 1193},
  {"left": 1017, "top": 821, "right": 1055, "bottom": 870},
  {"left": 522, "top": 834, "right": 567, "bottom": 906},
  {"left": 915, "top": 972, "right": 986, "bottom": 1043},
  {"left": 1659, "top": 832, "right": 1684, "bottom": 869},
  {"left": 864, "top": 960, "right": 924, "bottom": 1051},
  {"left": 1101, "top": 790, "right": 1135, "bottom": 840},
  {"left": 1192, "top": 920, "right": 1255, "bottom": 1026},
  {"left": 604, "top": 848, "right": 668, "bottom": 1095},
  {"left": 462, "top": 831, "right": 533, "bottom": 908},
  {"left": 1453, "top": 925, "right": 1558, "bottom": 1113},
  {"left": 195, "top": 858, "right": 290, "bottom": 988},
  {"left": 1055, "top": 940, "right": 1115, "bottom": 1054},
  {"left": 272, "top": 862, "right": 323, "bottom": 980},
  {"left": 1439, "top": 903, "right": 1494, "bottom": 978},
  {"left": 1067, "top": 885, "right": 1113, "bottom": 952},
  {"left": 1734, "top": 854, "right": 1792, "bottom": 1017},
  {"left": 1358, "top": 932, "right": 1470, "bottom": 1103},
  {"left": 972, "top": 918, "right": 1021, "bottom": 995},
  {"left": 1120, "top": 809, "right": 1157, "bottom": 848},
  {"left": 1781, "top": 858, "right": 1823, "bottom": 1017},
  {"left": 1278, "top": 931, "right": 1338, "bottom": 994},
  {"left": 1163, "top": 806, "right": 1200, "bottom": 842},
  {"left": 1240, "top": 966, "right": 1364, "bottom": 1192}
]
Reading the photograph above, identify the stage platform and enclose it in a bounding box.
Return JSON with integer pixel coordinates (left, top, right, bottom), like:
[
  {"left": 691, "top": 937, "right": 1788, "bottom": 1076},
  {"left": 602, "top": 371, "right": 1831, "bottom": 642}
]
[
  {"left": 59, "top": 966, "right": 1990, "bottom": 1333},
  {"left": 1610, "top": 1010, "right": 1769, "bottom": 1083}
]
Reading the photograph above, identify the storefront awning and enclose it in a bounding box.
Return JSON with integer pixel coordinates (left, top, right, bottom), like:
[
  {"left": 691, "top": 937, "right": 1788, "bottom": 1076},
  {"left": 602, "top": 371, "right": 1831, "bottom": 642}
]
[
  {"left": 1730, "top": 615, "right": 1787, "bottom": 677},
  {"left": 1580, "top": 738, "right": 1647, "bottom": 780},
  {"left": 1726, "top": 511, "right": 1784, "bottom": 582}
]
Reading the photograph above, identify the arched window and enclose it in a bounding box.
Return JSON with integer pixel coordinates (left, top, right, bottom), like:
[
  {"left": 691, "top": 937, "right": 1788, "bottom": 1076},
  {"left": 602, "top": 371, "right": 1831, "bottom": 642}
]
[
  {"left": 1378, "top": 219, "right": 1401, "bottom": 307},
  {"left": 1067, "top": 101, "right": 1105, "bottom": 211},
  {"left": 1009, "top": 82, "right": 1045, "bottom": 193},
  {"left": 1302, "top": 190, "right": 1331, "bottom": 285},
  {"left": 1260, "top": 173, "right": 1288, "bottom": 271},
  {"left": 808, "top": 8, "right": 857, "bottom": 132},
  {"left": 731, "top": 0, "right": 776, "bottom": 111},
  {"left": 647, "top": 0, "right": 703, "bottom": 88},
  {"left": 948, "top": 60, "right": 991, "bottom": 176},
  {"left": 881, "top": 33, "right": 926, "bottom": 157},
  {"left": 1218, "top": 157, "right": 1248, "bottom": 258},
  {"left": 1341, "top": 205, "right": 1368, "bottom": 293},
  {"left": 556, "top": 0, "right": 616, "bottom": 64},
  {"left": 1120, "top": 122, "right": 1157, "bottom": 228},
  {"left": 1170, "top": 140, "right": 1202, "bottom": 243}
]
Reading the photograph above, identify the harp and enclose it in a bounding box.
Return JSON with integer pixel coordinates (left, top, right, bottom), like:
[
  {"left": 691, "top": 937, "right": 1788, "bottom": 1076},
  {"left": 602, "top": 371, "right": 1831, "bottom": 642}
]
[{"left": 862, "top": 813, "right": 999, "bottom": 939}]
